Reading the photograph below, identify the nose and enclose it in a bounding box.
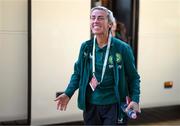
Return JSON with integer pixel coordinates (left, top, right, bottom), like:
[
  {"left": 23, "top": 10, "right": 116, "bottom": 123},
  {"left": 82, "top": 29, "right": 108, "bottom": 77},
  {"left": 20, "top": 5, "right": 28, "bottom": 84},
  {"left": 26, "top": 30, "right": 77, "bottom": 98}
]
[{"left": 92, "top": 17, "right": 99, "bottom": 22}]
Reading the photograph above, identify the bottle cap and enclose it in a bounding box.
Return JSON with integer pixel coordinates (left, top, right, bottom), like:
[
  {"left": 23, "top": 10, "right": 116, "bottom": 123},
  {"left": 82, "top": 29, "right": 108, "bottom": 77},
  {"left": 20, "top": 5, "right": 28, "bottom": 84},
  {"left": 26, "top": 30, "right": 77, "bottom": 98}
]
[{"left": 131, "top": 113, "right": 137, "bottom": 119}]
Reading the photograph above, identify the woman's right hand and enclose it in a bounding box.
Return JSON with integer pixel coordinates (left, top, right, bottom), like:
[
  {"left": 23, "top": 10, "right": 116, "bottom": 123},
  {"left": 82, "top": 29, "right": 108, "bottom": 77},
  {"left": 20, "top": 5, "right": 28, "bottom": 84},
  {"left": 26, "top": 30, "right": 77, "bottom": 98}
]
[{"left": 54, "top": 93, "right": 70, "bottom": 111}]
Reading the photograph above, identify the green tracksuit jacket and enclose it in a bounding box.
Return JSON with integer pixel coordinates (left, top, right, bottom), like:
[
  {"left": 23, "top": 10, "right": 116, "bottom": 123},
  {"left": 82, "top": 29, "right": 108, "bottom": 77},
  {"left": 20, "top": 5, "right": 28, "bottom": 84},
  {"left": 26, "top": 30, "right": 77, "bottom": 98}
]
[{"left": 64, "top": 37, "right": 140, "bottom": 118}]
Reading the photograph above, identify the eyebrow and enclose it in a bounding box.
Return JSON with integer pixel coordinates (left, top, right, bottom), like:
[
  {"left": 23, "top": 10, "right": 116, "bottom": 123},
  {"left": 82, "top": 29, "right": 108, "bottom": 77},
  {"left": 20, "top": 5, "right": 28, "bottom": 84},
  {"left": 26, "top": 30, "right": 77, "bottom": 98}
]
[{"left": 90, "top": 15, "right": 106, "bottom": 18}]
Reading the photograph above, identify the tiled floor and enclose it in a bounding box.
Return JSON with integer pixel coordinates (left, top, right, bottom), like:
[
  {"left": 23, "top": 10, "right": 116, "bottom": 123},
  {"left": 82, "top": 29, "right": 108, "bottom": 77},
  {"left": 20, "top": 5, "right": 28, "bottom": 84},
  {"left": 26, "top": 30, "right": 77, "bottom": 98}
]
[
  {"left": 148, "top": 119, "right": 180, "bottom": 125},
  {"left": 0, "top": 105, "right": 180, "bottom": 125}
]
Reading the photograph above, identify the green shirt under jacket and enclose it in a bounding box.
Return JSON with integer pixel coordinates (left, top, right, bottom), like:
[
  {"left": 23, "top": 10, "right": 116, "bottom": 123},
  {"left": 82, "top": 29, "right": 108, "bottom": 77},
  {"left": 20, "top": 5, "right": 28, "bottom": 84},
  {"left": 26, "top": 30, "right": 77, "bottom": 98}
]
[
  {"left": 64, "top": 37, "right": 140, "bottom": 119},
  {"left": 87, "top": 41, "right": 118, "bottom": 105}
]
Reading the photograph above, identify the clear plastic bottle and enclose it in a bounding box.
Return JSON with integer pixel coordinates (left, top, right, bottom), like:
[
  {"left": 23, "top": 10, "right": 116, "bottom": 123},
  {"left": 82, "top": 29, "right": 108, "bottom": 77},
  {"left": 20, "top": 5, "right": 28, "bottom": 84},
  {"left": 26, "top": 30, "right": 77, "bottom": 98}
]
[{"left": 121, "top": 103, "right": 137, "bottom": 119}]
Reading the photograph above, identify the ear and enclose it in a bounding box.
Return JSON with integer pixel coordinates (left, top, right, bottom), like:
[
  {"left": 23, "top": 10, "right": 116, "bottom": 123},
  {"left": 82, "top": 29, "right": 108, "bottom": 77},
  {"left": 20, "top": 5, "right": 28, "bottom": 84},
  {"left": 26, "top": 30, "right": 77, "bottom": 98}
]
[{"left": 108, "top": 23, "right": 113, "bottom": 30}]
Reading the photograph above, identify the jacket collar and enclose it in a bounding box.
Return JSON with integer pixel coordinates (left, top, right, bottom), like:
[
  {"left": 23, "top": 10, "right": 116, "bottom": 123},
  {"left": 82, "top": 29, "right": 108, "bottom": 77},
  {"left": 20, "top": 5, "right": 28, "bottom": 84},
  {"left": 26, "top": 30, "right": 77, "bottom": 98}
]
[{"left": 87, "top": 37, "right": 115, "bottom": 47}]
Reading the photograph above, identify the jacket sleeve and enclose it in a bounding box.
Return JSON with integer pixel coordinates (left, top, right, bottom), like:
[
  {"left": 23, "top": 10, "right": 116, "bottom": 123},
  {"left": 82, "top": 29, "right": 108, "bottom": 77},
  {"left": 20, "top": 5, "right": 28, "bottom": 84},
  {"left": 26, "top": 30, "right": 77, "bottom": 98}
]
[
  {"left": 64, "top": 43, "right": 85, "bottom": 98},
  {"left": 123, "top": 44, "right": 140, "bottom": 103}
]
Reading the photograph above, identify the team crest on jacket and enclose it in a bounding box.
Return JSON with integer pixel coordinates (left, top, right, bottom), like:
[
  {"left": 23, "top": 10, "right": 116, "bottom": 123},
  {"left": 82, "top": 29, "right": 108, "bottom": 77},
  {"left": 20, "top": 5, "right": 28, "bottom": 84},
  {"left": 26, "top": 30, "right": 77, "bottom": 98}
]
[
  {"left": 108, "top": 55, "right": 113, "bottom": 65},
  {"left": 115, "top": 53, "right": 122, "bottom": 63}
]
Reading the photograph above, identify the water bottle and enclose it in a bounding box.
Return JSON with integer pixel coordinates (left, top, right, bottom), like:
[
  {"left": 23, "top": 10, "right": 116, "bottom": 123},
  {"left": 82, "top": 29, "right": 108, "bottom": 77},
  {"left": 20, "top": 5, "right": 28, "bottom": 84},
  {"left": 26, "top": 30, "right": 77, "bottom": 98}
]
[{"left": 121, "top": 103, "right": 137, "bottom": 119}]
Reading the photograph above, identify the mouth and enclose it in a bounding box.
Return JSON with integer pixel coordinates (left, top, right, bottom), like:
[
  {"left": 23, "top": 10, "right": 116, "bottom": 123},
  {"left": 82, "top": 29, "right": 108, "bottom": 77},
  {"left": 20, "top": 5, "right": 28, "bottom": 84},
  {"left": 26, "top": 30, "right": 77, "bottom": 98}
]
[
  {"left": 93, "top": 25, "right": 101, "bottom": 28},
  {"left": 92, "top": 25, "right": 101, "bottom": 30},
  {"left": 91, "top": 24, "right": 102, "bottom": 34}
]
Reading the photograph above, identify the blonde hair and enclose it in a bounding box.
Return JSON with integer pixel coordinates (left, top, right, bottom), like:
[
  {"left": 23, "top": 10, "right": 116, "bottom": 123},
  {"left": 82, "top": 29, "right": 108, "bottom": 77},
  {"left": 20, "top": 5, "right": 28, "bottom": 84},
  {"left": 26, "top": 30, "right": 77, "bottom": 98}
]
[{"left": 91, "top": 6, "right": 115, "bottom": 24}]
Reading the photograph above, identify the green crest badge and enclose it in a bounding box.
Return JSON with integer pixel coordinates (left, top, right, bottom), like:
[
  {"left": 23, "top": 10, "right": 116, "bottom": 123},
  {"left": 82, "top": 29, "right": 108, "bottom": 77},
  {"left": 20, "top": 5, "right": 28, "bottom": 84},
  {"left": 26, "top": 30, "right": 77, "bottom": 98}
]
[
  {"left": 115, "top": 53, "right": 122, "bottom": 63},
  {"left": 108, "top": 55, "right": 113, "bottom": 65}
]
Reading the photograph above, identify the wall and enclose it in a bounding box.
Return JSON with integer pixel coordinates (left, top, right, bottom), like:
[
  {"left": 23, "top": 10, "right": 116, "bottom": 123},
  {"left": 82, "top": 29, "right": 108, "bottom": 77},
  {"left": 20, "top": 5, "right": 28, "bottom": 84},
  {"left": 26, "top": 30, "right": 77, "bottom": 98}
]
[
  {"left": 31, "top": 0, "right": 91, "bottom": 125},
  {"left": 138, "top": 0, "right": 180, "bottom": 108},
  {"left": 0, "top": 0, "right": 27, "bottom": 121}
]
